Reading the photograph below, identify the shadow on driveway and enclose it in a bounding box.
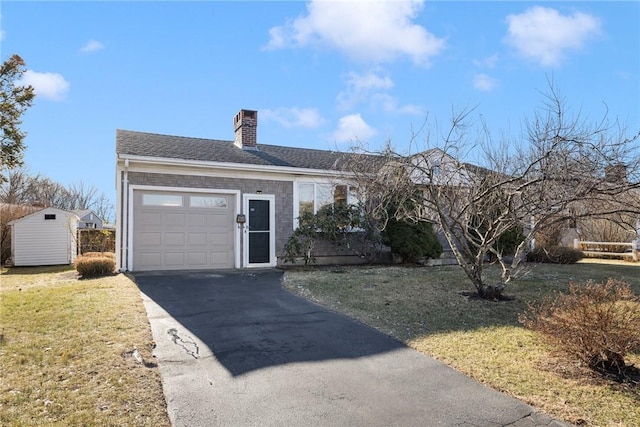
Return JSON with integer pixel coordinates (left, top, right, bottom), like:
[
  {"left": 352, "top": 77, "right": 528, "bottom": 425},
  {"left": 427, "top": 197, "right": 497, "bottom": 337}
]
[
  {"left": 132, "top": 269, "right": 569, "bottom": 427},
  {"left": 133, "top": 269, "right": 405, "bottom": 377}
]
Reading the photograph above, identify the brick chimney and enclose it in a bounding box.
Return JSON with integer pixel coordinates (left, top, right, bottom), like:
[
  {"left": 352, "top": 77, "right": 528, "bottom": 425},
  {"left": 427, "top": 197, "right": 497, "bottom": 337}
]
[{"left": 234, "top": 109, "right": 258, "bottom": 150}]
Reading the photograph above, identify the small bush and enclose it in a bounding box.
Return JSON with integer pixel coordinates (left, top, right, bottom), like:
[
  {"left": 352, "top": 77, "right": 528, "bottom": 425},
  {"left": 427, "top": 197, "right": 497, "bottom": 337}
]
[
  {"left": 526, "top": 246, "right": 584, "bottom": 264},
  {"left": 519, "top": 279, "right": 640, "bottom": 374},
  {"left": 382, "top": 219, "right": 442, "bottom": 262},
  {"left": 74, "top": 255, "right": 115, "bottom": 277}
]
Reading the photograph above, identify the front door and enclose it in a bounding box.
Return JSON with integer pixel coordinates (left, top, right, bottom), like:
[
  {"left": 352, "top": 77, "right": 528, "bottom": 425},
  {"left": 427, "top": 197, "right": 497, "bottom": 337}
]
[{"left": 244, "top": 194, "right": 276, "bottom": 267}]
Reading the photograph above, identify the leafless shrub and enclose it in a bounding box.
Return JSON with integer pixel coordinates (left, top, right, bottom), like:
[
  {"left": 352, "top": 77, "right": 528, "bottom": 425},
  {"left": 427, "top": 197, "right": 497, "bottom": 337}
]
[
  {"left": 74, "top": 255, "right": 115, "bottom": 277},
  {"left": 519, "top": 279, "right": 640, "bottom": 378}
]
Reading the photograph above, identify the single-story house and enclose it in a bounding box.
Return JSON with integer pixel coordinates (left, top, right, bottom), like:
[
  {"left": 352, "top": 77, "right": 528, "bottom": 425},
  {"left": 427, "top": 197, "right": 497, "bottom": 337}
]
[
  {"left": 73, "top": 209, "right": 105, "bottom": 229},
  {"left": 115, "top": 109, "right": 372, "bottom": 272},
  {"left": 8, "top": 207, "right": 80, "bottom": 266}
]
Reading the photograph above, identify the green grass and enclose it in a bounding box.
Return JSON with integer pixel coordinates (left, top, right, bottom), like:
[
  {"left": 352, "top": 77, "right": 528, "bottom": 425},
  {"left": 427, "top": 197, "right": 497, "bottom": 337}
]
[
  {"left": 0, "top": 266, "right": 170, "bottom": 427},
  {"left": 283, "top": 260, "right": 640, "bottom": 427}
]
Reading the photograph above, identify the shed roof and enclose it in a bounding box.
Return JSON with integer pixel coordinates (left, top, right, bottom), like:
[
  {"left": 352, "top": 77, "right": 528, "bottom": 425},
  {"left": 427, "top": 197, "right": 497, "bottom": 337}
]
[{"left": 8, "top": 207, "right": 80, "bottom": 225}]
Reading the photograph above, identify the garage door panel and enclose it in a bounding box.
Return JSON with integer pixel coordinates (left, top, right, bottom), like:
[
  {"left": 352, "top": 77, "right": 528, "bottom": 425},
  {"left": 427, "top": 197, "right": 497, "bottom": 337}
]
[
  {"left": 208, "top": 227, "right": 229, "bottom": 244},
  {"left": 210, "top": 233, "right": 229, "bottom": 246},
  {"left": 133, "top": 190, "right": 235, "bottom": 271},
  {"left": 164, "top": 213, "right": 185, "bottom": 226},
  {"left": 187, "top": 212, "right": 208, "bottom": 227},
  {"left": 187, "top": 252, "right": 208, "bottom": 265},
  {"left": 211, "top": 251, "right": 232, "bottom": 266},
  {"left": 141, "top": 212, "right": 162, "bottom": 226},
  {"left": 207, "top": 214, "right": 229, "bottom": 227},
  {"left": 165, "top": 232, "right": 185, "bottom": 246},
  {"left": 139, "top": 252, "right": 162, "bottom": 268},
  {"left": 164, "top": 252, "right": 185, "bottom": 266},
  {"left": 187, "top": 232, "right": 208, "bottom": 246},
  {"left": 139, "top": 232, "right": 162, "bottom": 246}
]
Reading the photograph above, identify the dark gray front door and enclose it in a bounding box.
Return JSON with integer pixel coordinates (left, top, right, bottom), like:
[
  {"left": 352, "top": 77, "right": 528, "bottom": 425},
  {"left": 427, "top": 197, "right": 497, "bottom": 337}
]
[{"left": 248, "top": 199, "right": 270, "bottom": 264}]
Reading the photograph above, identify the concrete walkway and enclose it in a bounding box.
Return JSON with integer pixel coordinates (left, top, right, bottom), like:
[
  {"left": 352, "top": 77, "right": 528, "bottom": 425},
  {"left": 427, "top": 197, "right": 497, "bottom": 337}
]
[{"left": 134, "top": 270, "right": 571, "bottom": 427}]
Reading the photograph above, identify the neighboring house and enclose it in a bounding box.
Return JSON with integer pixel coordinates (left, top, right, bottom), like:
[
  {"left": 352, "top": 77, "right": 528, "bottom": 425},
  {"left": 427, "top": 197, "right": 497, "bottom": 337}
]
[
  {"left": 8, "top": 207, "right": 80, "bottom": 266},
  {"left": 116, "top": 109, "right": 370, "bottom": 272},
  {"left": 73, "top": 209, "right": 104, "bottom": 229}
]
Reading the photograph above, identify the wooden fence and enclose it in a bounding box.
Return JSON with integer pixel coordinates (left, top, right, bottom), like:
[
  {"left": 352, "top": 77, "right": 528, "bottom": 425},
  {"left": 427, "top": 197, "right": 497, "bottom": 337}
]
[{"left": 573, "top": 239, "right": 638, "bottom": 262}]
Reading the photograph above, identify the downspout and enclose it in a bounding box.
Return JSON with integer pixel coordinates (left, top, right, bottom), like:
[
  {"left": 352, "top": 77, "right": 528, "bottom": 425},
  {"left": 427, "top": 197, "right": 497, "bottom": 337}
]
[
  {"left": 123, "top": 159, "right": 129, "bottom": 271},
  {"left": 116, "top": 158, "right": 129, "bottom": 271}
]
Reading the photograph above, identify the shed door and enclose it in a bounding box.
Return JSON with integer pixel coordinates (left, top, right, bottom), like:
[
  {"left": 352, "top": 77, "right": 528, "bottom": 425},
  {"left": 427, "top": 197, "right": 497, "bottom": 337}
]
[{"left": 133, "top": 191, "right": 235, "bottom": 271}]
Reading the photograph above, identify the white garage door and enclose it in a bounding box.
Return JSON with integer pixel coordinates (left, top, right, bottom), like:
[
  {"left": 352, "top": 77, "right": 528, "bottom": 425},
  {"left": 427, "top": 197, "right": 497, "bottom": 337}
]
[{"left": 133, "top": 190, "right": 235, "bottom": 271}]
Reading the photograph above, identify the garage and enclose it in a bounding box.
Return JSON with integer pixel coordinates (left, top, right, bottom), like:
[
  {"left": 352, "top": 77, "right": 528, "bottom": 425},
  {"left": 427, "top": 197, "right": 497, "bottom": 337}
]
[{"left": 132, "top": 190, "right": 236, "bottom": 271}]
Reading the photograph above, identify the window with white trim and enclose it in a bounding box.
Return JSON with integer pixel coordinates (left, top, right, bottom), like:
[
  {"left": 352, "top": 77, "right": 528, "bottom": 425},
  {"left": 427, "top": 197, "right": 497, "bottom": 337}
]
[{"left": 295, "top": 182, "right": 358, "bottom": 226}]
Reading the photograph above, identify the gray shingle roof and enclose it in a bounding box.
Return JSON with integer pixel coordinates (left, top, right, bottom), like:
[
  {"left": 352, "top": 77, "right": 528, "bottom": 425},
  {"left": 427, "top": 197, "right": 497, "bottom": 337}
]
[{"left": 116, "top": 129, "right": 372, "bottom": 171}]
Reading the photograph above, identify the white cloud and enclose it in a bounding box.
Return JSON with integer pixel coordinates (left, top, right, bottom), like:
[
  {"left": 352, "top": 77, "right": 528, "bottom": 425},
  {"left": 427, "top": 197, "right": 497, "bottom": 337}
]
[
  {"left": 336, "top": 69, "right": 421, "bottom": 114},
  {"left": 504, "top": 6, "right": 601, "bottom": 67},
  {"left": 472, "top": 53, "right": 499, "bottom": 69},
  {"left": 265, "top": 0, "right": 446, "bottom": 66},
  {"left": 337, "top": 69, "right": 394, "bottom": 109},
  {"left": 80, "top": 39, "right": 105, "bottom": 53},
  {"left": 261, "top": 107, "right": 325, "bottom": 129},
  {"left": 333, "top": 113, "right": 377, "bottom": 143},
  {"left": 473, "top": 73, "right": 499, "bottom": 92},
  {"left": 21, "top": 70, "right": 70, "bottom": 101},
  {"left": 371, "top": 93, "right": 422, "bottom": 115}
]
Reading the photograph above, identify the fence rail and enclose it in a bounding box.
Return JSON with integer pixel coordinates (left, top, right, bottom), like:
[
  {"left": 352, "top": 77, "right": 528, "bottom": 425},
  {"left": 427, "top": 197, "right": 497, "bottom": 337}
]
[{"left": 573, "top": 239, "right": 638, "bottom": 262}]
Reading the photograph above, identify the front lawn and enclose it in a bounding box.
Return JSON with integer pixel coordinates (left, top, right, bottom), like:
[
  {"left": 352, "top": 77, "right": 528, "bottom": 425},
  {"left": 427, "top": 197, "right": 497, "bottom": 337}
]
[
  {"left": 0, "top": 266, "right": 170, "bottom": 427},
  {"left": 283, "top": 260, "right": 640, "bottom": 427}
]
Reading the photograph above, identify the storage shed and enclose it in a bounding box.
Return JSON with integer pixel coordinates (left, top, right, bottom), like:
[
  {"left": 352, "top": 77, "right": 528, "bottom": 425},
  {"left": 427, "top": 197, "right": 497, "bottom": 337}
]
[{"left": 8, "top": 207, "right": 80, "bottom": 266}]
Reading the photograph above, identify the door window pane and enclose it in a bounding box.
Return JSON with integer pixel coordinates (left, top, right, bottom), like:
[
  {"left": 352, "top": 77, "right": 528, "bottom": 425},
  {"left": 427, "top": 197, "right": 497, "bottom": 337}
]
[
  {"left": 249, "top": 200, "right": 270, "bottom": 231},
  {"left": 249, "top": 232, "right": 270, "bottom": 263}
]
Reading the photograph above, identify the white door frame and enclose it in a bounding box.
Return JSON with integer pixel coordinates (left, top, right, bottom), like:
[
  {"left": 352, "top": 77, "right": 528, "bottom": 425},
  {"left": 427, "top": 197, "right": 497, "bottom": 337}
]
[{"left": 243, "top": 194, "right": 276, "bottom": 268}]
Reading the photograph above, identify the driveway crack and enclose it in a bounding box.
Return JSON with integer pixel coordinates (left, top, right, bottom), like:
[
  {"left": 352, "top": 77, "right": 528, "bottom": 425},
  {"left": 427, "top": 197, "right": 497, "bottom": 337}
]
[{"left": 167, "top": 328, "right": 200, "bottom": 359}]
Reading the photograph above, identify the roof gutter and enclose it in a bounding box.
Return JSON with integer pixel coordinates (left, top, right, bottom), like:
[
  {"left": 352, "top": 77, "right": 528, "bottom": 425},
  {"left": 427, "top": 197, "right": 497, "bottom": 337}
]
[{"left": 116, "top": 153, "right": 352, "bottom": 178}]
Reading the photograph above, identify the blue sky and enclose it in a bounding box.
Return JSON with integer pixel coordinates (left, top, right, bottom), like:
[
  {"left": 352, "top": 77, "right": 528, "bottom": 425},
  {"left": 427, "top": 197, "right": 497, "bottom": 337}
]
[{"left": 2, "top": 1, "right": 639, "bottom": 212}]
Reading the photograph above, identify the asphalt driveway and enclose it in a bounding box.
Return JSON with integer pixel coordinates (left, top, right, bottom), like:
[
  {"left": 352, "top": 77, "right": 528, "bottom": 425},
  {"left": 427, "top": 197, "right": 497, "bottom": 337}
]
[{"left": 134, "top": 269, "right": 569, "bottom": 427}]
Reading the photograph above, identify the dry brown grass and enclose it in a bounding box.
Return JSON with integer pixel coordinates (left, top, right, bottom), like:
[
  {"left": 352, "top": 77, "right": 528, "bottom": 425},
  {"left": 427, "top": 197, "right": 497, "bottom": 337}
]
[
  {"left": 0, "top": 266, "right": 170, "bottom": 427},
  {"left": 283, "top": 261, "right": 640, "bottom": 426}
]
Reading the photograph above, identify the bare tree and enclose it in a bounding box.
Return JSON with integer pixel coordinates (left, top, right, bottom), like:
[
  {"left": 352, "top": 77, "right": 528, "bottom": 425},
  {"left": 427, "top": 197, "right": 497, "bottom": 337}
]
[
  {"left": 67, "top": 181, "right": 99, "bottom": 210},
  {"left": 23, "top": 174, "right": 72, "bottom": 208},
  {"left": 344, "top": 85, "right": 640, "bottom": 299},
  {"left": 1, "top": 170, "right": 114, "bottom": 222},
  {"left": 90, "top": 193, "right": 114, "bottom": 224},
  {"left": 0, "top": 167, "right": 31, "bottom": 204}
]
